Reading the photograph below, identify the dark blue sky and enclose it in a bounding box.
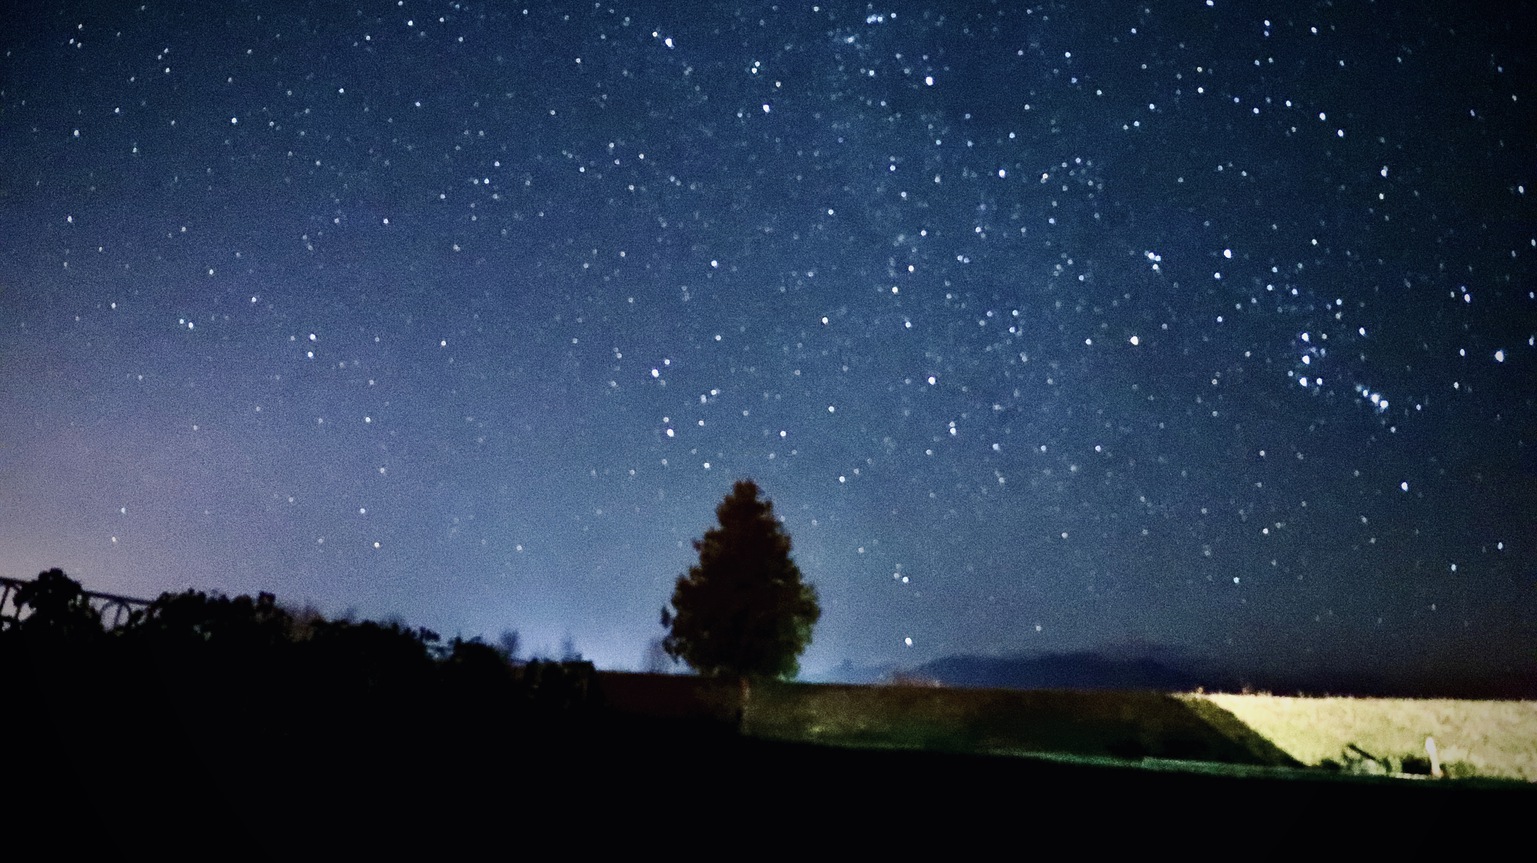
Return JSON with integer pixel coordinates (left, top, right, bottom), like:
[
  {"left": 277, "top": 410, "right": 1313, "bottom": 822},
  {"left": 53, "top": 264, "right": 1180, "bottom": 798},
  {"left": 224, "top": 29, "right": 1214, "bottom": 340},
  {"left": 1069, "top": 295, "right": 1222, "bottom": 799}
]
[{"left": 3, "top": 0, "right": 1533, "bottom": 682}]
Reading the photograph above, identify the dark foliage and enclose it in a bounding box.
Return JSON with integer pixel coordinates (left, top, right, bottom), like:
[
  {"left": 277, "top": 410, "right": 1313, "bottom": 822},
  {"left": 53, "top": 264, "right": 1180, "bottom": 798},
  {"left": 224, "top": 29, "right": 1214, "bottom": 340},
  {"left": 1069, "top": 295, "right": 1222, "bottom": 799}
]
[
  {"left": 2, "top": 569, "right": 600, "bottom": 759},
  {"left": 496, "top": 628, "right": 522, "bottom": 661},
  {"left": 444, "top": 635, "right": 513, "bottom": 681},
  {"left": 521, "top": 657, "right": 600, "bottom": 716},
  {"left": 642, "top": 636, "right": 677, "bottom": 673},
  {"left": 661, "top": 479, "right": 820, "bottom": 680},
  {"left": 6, "top": 567, "right": 104, "bottom": 641},
  {"left": 302, "top": 616, "right": 441, "bottom": 690},
  {"left": 125, "top": 588, "right": 294, "bottom": 656}
]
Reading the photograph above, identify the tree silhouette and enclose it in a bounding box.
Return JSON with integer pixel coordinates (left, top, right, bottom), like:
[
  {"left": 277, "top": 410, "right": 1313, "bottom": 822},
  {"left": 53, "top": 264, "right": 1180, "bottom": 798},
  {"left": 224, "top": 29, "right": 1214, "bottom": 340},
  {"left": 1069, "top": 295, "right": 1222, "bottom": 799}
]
[
  {"left": 661, "top": 480, "right": 820, "bottom": 683},
  {"left": 496, "top": 628, "right": 521, "bottom": 662},
  {"left": 10, "top": 568, "right": 102, "bottom": 640},
  {"left": 641, "top": 637, "right": 676, "bottom": 673},
  {"left": 126, "top": 588, "right": 293, "bottom": 655}
]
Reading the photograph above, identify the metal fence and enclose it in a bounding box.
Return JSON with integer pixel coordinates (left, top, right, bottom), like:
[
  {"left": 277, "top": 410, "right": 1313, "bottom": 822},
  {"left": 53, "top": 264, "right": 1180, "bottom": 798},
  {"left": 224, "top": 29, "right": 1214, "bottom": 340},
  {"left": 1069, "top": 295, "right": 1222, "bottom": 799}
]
[{"left": 0, "top": 575, "right": 155, "bottom": 630}]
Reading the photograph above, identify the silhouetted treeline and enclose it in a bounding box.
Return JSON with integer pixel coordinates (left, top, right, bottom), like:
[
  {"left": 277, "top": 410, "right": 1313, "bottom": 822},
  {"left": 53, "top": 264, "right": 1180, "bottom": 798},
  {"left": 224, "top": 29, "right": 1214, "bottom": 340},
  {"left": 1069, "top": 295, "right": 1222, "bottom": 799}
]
[
  {"left": 4, "top": 568, "right": 603, "bottom": 836},
  {"left": 4, "top": 570, "right": 599, "bottom": 727}
]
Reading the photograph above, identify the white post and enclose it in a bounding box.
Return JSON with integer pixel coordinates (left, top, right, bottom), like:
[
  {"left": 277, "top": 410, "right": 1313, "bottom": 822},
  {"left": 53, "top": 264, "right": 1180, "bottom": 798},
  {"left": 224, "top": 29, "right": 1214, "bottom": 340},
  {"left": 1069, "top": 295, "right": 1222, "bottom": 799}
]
[{"left": 1425, "top": 735, "right": 1443, "bottom": 778}]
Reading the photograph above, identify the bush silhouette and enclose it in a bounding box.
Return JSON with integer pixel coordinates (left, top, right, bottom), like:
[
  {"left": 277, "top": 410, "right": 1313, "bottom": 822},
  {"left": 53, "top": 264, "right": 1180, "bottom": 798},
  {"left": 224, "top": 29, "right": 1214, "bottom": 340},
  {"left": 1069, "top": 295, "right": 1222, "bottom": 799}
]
[
  {"left": 8, "top": 568, "right": 104, "bottom": 641},
  {"left": 124, "top": 588, "right": 294, "bottom": 657}
]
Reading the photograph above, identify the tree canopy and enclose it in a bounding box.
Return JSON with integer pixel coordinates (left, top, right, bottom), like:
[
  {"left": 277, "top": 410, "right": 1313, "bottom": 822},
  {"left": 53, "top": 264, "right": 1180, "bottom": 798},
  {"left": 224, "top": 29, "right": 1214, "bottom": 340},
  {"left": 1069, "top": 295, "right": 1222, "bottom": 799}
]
[{"left": 661, "top": 480, "right": 820, "bottom": 680}]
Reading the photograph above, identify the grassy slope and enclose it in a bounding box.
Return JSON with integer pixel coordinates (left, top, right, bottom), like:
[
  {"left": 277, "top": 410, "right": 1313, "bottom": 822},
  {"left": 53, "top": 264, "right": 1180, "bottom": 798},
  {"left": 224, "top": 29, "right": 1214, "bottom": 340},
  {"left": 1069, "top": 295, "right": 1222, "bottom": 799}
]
[
  {"left": 1183, "top": 693, "right": 1537, "bottom": 781},
  {"left": 599, "top": 674, "right": 1536, "bottom": 782},
  {"left": 744, "top": 680, "right": 1299, "bottom": 766}
]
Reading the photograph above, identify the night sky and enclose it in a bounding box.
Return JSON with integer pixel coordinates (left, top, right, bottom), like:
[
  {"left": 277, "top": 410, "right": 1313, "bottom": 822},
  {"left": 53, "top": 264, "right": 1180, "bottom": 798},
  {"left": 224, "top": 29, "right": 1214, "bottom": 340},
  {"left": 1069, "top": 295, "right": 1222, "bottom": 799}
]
[{"left": 3, "top": 0, "right": 1533, "bottom": 684}]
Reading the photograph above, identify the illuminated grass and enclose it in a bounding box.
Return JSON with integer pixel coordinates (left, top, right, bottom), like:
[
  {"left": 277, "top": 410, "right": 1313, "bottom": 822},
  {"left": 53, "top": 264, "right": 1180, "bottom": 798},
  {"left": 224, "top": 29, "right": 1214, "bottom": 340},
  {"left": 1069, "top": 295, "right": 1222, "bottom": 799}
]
[
  {"left": 745, "top": 681, "right": 1295, "bottom": 766},
  {"left": 601, "top": 674, "right": 1536, "bottom": 782},
  {"left": 1182, "top": 693, "right": 1537, "bottom": 782}
]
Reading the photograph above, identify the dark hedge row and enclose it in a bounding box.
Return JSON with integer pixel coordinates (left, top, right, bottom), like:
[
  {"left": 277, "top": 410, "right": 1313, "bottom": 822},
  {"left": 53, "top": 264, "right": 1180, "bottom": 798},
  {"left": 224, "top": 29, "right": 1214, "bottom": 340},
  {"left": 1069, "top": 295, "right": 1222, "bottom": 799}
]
[{"left": 5, "top": 569, "right": 600, "bottom": 766}]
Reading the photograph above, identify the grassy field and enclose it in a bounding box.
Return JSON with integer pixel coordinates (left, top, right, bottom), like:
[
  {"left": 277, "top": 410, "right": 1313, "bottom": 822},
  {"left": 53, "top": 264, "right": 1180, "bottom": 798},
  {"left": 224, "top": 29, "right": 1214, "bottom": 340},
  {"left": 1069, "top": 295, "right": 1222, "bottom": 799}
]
[
  {"left": 1183, "top": 692, "right": 1537, "bottom": 782},
  {"left": 741, "top": 680, "right": 1302, "bottom": 766},
  {"left": 598, "top": 673, "right": 1536, "bottom": 783}
]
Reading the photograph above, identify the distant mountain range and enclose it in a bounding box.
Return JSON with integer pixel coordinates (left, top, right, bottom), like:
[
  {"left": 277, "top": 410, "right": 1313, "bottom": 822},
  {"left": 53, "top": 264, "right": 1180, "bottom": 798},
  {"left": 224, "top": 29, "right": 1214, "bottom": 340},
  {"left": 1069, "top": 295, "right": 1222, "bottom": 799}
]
[
  {"left": 808, "top": 651, "right": 1537, "bottom": 700},
  {"left": 808, "top": 651, "right": 1197, "bottom": 692}
]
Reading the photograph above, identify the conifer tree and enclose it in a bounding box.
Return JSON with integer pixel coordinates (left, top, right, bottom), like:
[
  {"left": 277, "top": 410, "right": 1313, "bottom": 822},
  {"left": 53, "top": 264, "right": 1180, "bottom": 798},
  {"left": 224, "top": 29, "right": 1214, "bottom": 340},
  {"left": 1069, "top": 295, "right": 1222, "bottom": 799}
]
[{"left": 661, "top": 480, "right": 820, "bottom": 682}]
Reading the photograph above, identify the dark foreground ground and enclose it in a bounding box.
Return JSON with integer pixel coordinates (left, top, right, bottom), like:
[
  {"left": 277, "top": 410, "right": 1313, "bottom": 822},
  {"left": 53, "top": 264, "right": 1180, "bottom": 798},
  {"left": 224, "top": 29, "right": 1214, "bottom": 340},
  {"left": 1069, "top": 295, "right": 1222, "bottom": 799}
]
[
  {"left": 16, "top": 713, "right": 1533, "bottom": 855},
  {"left": 10, "top": 663, "right": 1531, "bottom": 855}
]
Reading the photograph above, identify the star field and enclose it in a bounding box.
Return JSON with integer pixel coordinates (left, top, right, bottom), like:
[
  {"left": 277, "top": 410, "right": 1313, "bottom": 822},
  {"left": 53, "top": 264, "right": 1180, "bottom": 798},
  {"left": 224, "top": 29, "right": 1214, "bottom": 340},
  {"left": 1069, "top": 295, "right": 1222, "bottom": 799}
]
[{"left": 3, "top": 0, "right": 1533, "bottom": 683}]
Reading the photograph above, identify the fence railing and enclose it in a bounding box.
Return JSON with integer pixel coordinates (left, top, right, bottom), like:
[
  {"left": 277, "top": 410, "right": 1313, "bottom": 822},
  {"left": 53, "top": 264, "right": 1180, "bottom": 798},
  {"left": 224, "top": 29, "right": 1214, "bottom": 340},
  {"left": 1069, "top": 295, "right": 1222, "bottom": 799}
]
[{"left": 0, "top": 575, "right": 155, "bottom": 629}]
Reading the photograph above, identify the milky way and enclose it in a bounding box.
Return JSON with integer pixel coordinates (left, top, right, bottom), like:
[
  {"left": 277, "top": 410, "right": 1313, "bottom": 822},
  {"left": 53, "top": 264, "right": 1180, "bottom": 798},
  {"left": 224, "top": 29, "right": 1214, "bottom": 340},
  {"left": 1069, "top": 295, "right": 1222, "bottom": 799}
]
[{"left": 3, "top": 1, "right": 1532, "bottom": 682}]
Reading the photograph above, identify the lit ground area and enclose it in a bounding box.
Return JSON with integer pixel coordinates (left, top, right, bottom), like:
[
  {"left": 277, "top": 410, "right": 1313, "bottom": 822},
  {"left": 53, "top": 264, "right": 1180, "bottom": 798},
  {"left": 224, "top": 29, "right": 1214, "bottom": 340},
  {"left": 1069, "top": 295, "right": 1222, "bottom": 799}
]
[
  {"left": 1183, "top": 693, "right": 1537, "bottom": 782},
  {"left": 601, "top": 674, "right": 1537, "bottom": 783}
]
